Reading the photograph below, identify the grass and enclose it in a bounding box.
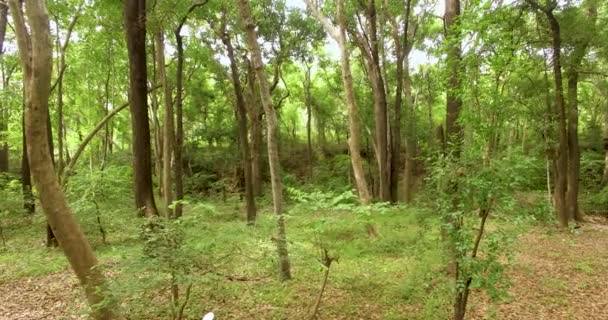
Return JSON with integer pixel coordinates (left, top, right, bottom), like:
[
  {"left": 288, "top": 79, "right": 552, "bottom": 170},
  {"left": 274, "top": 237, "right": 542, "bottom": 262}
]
[{"left": 0, "top": 188, "right": 458, "bottom": 319}]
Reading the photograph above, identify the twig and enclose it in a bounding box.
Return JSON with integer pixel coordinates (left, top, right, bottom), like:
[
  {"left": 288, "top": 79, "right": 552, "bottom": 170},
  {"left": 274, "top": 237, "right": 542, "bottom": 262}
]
[
  {"left": 176, "top": 282, "right": 192, "bottom": 320},
  {"left": 309, "top": 247, "right": 337, "bottom": 320}
]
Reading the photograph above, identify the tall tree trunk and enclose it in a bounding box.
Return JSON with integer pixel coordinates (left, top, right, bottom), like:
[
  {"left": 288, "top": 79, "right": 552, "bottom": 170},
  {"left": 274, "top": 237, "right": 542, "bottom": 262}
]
[
  {"left": 55, "top": 30, "right": 65, "bottom": 177},
  {"left": 389, "top": 0, "right": 414, "bottom": 203},
  {"left": 305, "top": 63, "right": 313, "bottom": 180},
  {"left": 603, "top": 104, "right": 608, "bottom": 185},
  {"left": 239, "top": 0, "right": 291, "bottom": 281},
  {"left": 365, "top": 0, "right": 390, "bottom": 202},
  {"left": 246, "top": 60, "right": 263, "bottom": 197},
  {"left": 444, "top": 0, "right": 466, "bottom": 318},
  {"left": 0, "top": 1, "right": 8, "bottom": 172},
  {"left": 155, "top": 31, "right": 174, "bottom": 218},
  {"left": 10, "top": 1, "right": 117, "bottom": 318},
  {"left": 445, "top": 0, "right": 463, "bottom": 153},
  {"left": 124, "top": 0, "right": 158, "bottom": 217},
  {"left": 566, "top": 4, "right": 596, "bottom": 222},
  {"left": 566, "top": 70, "right": 581, "bottom": 222},
  {"left": 102, "top": 55, "right": 112, "bottom": 168},
  {"left": 172, "top": 2, "right": 205, "bottom": 218},
  {"left": 527, "top": 0, "right": 568, "bottom": 228},
  {"left": 221, "top": 24, "right": 257, "bottom": 225},
  {"left": 305, "top": 0, "right": 371, "bottom": 204},
  {"left": 174, "top": 29, "right": 185, "bottom": 219},
  {"left": 54, "top": 0, "right": 83, "bottom": 178},
  {"left": 403, "top": 65, "right": 416, "bottom": 204}
]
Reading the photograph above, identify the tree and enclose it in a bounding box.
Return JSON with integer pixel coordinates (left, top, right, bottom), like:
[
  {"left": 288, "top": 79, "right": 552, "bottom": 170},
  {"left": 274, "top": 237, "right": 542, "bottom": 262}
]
[
  {"left": 9, "top": 0, "right": 117, "bottom": 318},
  {"left": 154, "top": 31, "right": 175, "bottom": 218},
  {"left": 239, "top": 0, "right": 291, "bottom": 280},
  {"left": 305, "top": 0, "right": 371, "bottom": 205},
  {"left": 526, "top": 0, "right": 568, "bottom": 227},
  {"left": 124, "top": 0, "right": 159, "bottom": 217},
  {"left": 173, "top": 1, "right": 207, "bottom": 218},
  {"left": 0, "top": 0, "right": 8, "bottom": 172},
  {"left": 218, "top": 7, "right": 257, "bottom": 225},
  {"left": 348, "top": 0, "right": 391, "bottom": 202},
  {"left": 564, "top": 1, "right": 597, "bottom": 222}
]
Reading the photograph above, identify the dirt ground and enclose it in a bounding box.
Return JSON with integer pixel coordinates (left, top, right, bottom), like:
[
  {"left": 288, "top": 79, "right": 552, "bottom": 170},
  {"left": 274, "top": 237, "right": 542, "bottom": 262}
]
[{"left": 2, "top": 217, "right": 607, "bottom": 320}]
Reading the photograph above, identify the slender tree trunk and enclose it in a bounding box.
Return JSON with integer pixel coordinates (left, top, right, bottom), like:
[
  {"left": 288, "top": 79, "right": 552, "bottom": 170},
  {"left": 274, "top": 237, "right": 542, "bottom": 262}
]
[
  {"left": 305, "top": 0, "right": 371, "bottom": 204},
  {"left": 150, "top": 76, "right": 163, "bottom": 197},
  {"left": 221, "top": 26, "right": 257, "bottom": 225},
  {"left": 403, "top": 65, "right": 416, "bottom": 204},
  {"left": 364, "top": 0, "right": 390, "bottom": 202},
  {"left": 444, "top": 0, "right": 467, "bottom": 318},
  {"left": 544, "top": 7, "right": 568, "bottom": 228},
  {"left": 603, "top": 105, "right": 608, "bottom": 185},
  {"left": 54, "top": 1, "right": 82, "bottom": 178},
  {"left": 390, "top": 50, "right": 403, "bottom": 203},
  {"left": 246, "top": 60, "right": 263, "bottom": 197},
  {"left": 56, "top": 33, "right": 65, "bottom": 177},
  {"left": 21, "top": 99, "right": 35, "bottom": 214},
  {"left": 305, "top": 64, "right": 313, "bottom": 180},
  {"left": 239, "top": 0, "right": 291, "bottom": 281},
  {"left": 124, "top": 0, "right": 158, "bottom": 217},
  {"left": 174, "top": 30, "right": 185, "bottom": 218},
  {"left": 10, "top": 1, "right": 117, "bottom": 318},
  {"left": 445, "top": 0, "right": 463, "bottom": 152},
  {"left": 566, "top": 70, "right": 581, "bottom": 222},
  {"left": 0, "top": 1, "right": 8, "bottom": 172},
  {"left": 102, "top": 57, "right": 112, "bottom": 168},
  {"left": 155, "top": 32, "right": 174, "bottom": 218}
]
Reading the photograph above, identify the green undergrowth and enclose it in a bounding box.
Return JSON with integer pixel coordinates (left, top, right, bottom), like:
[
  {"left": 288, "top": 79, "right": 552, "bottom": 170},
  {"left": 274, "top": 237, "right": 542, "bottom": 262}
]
[{"left": 0, "top": 180, "right": 537, "bottom": 319}]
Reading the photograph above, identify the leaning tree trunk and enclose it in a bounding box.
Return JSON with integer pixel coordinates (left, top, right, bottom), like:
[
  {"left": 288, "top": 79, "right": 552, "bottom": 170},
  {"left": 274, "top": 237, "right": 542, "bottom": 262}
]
[
  {"left": 9, "top": 1, "right": 117, "bottom": 319},
  {"left": 124, "top": 0, "right": 159, "bottom": 217},
  {"left": 155, "top": 31, "right": 174, "bottom": 218},
  {"left": 239, "top": 0, "right": 291, "bottom": 281}
]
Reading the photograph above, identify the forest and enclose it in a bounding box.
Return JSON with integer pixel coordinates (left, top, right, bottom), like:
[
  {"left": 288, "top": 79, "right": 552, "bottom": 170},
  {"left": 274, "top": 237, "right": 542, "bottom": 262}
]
[{"left": 0, "top": 0, "right": 607, "bottom": 319}]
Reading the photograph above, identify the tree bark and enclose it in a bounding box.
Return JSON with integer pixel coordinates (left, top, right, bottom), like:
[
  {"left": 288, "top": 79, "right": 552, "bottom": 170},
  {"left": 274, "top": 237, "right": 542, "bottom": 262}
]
[
  {"left": 155, "top": 31, "right": 174, "bottom": 218},
  {"left": 124, "top": 0, "right": 159, "bottom": 217},
  {"left": 10, "top": 1, "right": 117, "bottom": 318},
  {"left": 403, "top": 65, "right": 416, "bottom": 204},
  {"left": 0, "top": 0, "right": 8, "bottom": 172},
  {"left": 305, "top": 0, "right": 371, "bottom": 204},
  {"left": 445, "top": 0, "right": 463, "bottom": 153},
  {"left": 246, "top": 58, "right": 263, "bottom": 197},
  {"left": 221, "top": 19, "right": 257, "bottom": 225},
  {"left": 54, "top": 0, "right": 83, "bottom": 178},
  {"left": 353, "top": 0, "right": 390, "bottom": 202},
  {"left": 174, "top": 27, "right": 185, "bottom": 219},
  {"left": 566, "top": 4, "right": 596, "bottom": 222},
  {"left": 527, "top": 0, "right": 568, "bottom": 228},
  {"left": 305, "top": 63, "right": 313, "bottom": 180},
  {"left": 21, "top": 97, "right": 35, "bottom": 214},
  {"left": 239, "top": 0, "right": 291, "bottom": 281}
]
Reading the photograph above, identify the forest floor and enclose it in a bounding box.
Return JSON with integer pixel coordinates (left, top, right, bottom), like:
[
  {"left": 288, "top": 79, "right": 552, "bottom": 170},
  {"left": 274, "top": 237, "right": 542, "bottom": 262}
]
[{"left": 1, "top": 201, "right": 608, "bottom": 319}]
